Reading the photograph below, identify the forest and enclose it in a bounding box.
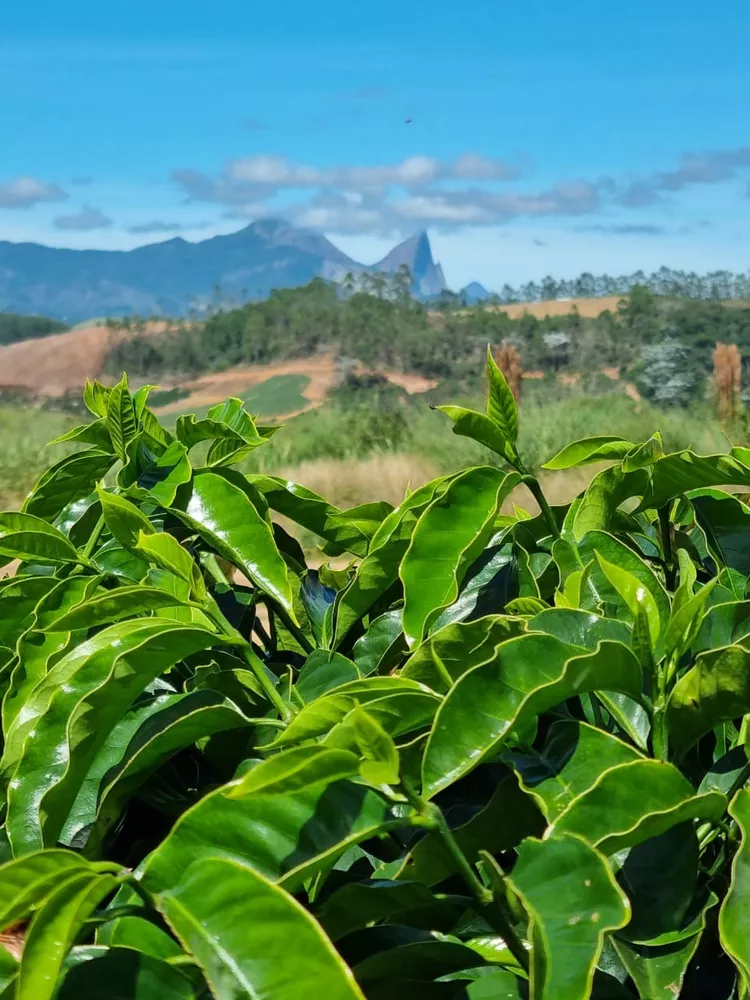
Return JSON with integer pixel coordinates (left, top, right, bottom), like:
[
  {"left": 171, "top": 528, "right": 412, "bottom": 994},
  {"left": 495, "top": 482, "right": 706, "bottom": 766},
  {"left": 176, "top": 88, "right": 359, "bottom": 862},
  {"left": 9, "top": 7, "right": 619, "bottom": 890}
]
[{"left": 104, "top": 275, "right": 750, "bottom": 411}]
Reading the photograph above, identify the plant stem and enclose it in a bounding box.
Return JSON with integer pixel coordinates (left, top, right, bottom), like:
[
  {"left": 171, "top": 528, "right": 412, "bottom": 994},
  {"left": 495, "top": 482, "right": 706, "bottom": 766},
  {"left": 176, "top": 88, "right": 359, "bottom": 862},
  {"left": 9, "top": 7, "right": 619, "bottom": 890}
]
[
  {"left": 81, "top": 514, "right": 106, "bottom": 561},
  {"left": 204, "top": 594, "right": 294, "bottom": 723},
  {"left": 522, "top": 476, "right": 560, "bottom": 540},
  {"left": 402, "top": 781, "right": 529, "bottom": 971},
  {"left": 659, "top": 505, "right": 675, "bottom": 590},
  {"left": 266, "top": 598, "right": 314, "bottom": 654}
]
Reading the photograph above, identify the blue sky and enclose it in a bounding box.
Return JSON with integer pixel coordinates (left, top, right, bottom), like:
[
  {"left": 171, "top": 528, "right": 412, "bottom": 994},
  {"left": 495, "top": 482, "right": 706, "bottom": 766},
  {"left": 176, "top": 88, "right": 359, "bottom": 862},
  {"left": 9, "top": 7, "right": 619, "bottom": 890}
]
[{"left": 2, "top": 0, "right": 749, "bottom": 289}]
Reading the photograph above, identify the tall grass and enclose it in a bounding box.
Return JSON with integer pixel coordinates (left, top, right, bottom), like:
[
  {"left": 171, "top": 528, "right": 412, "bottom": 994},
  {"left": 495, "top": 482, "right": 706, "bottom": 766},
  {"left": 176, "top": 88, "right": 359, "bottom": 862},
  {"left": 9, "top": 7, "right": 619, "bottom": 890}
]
[{"left": 0, "top": 407, "right": 75, "bottom": 507}]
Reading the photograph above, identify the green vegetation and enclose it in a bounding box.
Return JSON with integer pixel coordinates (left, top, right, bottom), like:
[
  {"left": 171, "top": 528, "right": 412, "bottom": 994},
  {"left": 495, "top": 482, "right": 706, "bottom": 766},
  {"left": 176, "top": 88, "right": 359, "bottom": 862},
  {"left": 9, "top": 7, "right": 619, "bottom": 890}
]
[
  {"left": 240, "top": 373, "right": 311, "bottom": 417},
  {"left": 0, "top": 312, "right": 68, "bottom": 346},
  {"left": 2, "top": 363, "right": 750, "bottom": 997},
  {"left": 104, "top": 277, "right": 750, "bottom": 413}
]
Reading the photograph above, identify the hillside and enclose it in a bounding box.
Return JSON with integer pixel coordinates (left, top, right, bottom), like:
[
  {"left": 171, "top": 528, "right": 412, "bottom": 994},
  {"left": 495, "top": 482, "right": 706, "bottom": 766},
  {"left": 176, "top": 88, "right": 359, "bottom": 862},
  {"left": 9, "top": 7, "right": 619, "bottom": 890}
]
[{"left": 0, "top": 220, "right": 448, "bottom": 323}]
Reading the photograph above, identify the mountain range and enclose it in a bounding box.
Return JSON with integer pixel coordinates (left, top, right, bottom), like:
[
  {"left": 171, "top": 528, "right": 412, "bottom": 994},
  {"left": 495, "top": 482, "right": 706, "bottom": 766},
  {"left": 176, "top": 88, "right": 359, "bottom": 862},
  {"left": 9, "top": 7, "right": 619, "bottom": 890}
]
[{"left": 0, "top": 220, "right": 483, "bottom": 323}]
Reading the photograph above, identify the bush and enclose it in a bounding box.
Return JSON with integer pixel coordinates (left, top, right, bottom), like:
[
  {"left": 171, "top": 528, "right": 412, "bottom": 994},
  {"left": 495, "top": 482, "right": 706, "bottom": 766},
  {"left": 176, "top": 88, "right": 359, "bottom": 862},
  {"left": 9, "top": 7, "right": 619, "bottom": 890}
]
[{"left": 1, "top": 357, "right": 750, "bottom": 998}]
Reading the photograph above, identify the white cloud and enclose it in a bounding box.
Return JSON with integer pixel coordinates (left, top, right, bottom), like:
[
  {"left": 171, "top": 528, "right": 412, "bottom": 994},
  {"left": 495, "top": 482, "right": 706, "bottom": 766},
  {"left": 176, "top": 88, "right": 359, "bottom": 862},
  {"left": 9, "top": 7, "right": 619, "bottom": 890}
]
[
  {"left": 0, "top": 176, "right": 67, "bottom": 209},
  {"left": 54, "top": 205, "right": 112, "bottom": 231}
]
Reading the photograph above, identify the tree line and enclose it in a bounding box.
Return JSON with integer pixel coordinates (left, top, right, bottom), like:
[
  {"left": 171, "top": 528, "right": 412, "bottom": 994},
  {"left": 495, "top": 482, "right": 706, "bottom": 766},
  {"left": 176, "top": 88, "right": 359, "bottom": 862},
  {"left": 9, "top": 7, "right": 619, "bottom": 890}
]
[{"left": 103, "top": 275, "right": 750, "bottom": 412}]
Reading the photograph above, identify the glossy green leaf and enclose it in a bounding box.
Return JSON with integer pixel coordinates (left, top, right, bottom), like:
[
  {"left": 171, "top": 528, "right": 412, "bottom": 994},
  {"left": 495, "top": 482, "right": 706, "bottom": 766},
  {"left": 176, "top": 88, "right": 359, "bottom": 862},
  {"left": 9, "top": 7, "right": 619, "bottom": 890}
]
[
  {"left": 430, "top": 539, "right": 518, "bottom": 630},
  {"left": 692, "top": 600, "right": 750, "bottom": 654},
  {"left": 402, "top": 616, "right": 522, "bottom": 693},
  {"left": 401, "top": 468, "right": 520, "bottom": 646},
  {"left": 507, "top": 720, "right": 642, "bottom": 821},
  {"left": 83, "top": 378, "right": 111, "bottom": 418},
  {"left": 616, "top": 823, "right": 699, "bottom": 945},
  {"left": 274, "top": 677, "right": 440, "bottom": 747},
  {"left": 96, "top": 914, "right": 183, "bottom": 960},
  {"left": 0, "top": 850, "right": 98, "bottom": 929},
  {"left": 172, "top": 469, "right": 295, "bottom": 616},
  {"left": 691, "top": 490, "right": 750, "bottom": 577},
  {"left": 228, "top": 746, "right": 360, "bottom": 798},
  {"left": 549, "top": 759, "right": 726, "bottom": 854},
  {"left": 666, "top": 643, "right": 750, "bottom": 757},
  {"left": 295, "top": 649, "right": 360, "bottom": 703},
  {"left": 543, "top": 436, "right": 635, "bottom": 470},
  {"left": 333, "top": 478, "right": 454, "bottom": 645},
  {"left": 248, "top": 475, "right": 373, "bottom": 556},
  {"left": 509, "top": 834, "right": 630, "bottom": 1000},
  {"left": 317, "top": 881, "right": 463, "bottom": 943},
  {"left": 45, "top": 586, "right": 197, "bottom": 632},
  {"left": 141, "top": 775, "right": 394, "bottom": 893},
  {"left": 353, "top": 610, "right": 404, "bottom": 677},
  {"left": 49, "top": 417, "right": 113, "bottom": 450},
  {"left": 719, "top": 788, "right": 750, "bottom": 989},
  {"left": 57, "top": 947, "right": 196, "bottom": 1000},
  {"left": 613, "top": 892, "right": 717, "bottom": 1000},
  {"left": 4, "top": 575, "right": 99, "bottom": 734},
  {"left": 0, "top": 575, "right": 58, "bottom": 653},
  {"left": 22, "top": 450, "right": 114, "bottom": 523},
  {"left": 663, "top": 578, "right": 717, "bottom": 661},
  {"left": 4, "top": 618, "right": 219, "bottom": 853},
  {"left": 18, "top": 870, "right": 118, "bottom": 1000},
  {"left": 571, "top": 466, "right": 649, "bottom": 541},
  {"left": 434, "top": 405, "right": 517, "bottom": 464},
  {"left": 352, "top": 934, "right": 485, "bottom": 987},
  {"left": 0, "top": 512, "right": 81, "bottom": 567},
  {"left": 580, "top": 530, "right": 670, "bottom": 642},
  {"left": 422, "top": 636, "right": 642, "bottom": 798},
  {"left": 69, "top": 690, "right": 250, "bottom": 852},
  {"left": 106, "top": 373, "right": 138, "bottom": 463},
  {"left": 155, "top": 857, "right": 365, "bottom": 1000},
  {"left": 640, "top": 450, "right": 750, "bottom": 511},
  {"left": 528, "top": 608, "right": 631, "bottom": 650}
]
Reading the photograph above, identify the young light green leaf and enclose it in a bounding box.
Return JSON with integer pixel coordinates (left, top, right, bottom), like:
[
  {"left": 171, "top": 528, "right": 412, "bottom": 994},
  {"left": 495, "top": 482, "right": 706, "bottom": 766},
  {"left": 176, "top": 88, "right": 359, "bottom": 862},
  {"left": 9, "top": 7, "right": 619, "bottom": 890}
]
[
  {"left": 135, "top": 530, "right": 207, "bottom": 601},
  {"left": 486, "top": 345, "right": 519, "bottom": 448},
  {"left": 154, "top": 858, "right": 366, "bottom": 1000},
  {"left": 400, "top": 468, "right": 520, "bottom": 646},
  {"left": 434, "top": 406, "right": 517, "bottom": 464},
  {"left": 543, "top": 436, "right": 635, "bottom": 471},
  {"left": 622, "top": 431, "right": 664, "bottom": 472},
  {"left": 106, "top": 373, "right": 138, "bottom": 463},
  {"left": 97, "top": 488, "right": 155, "bottom": 550},
  {"left": 44, "top": 586, "right": 197, "bottom": 632},
  {"left": 348, "top": 706, "right": 400, "bottom": 786},
  {"left": 595, "top": 552, "right": 661, "bottom": 649},
  {"left": 273, "top": 676, "right": 439, "bottom": 748},
  {"left": 227, "top": 746, "right": 359, "bottom": 798},
  {"left": 422, "top": 637, "right": 642, "bottom": 799},
  {"left": 508, "top": 834, "right": 630, "bottom": 1000}
]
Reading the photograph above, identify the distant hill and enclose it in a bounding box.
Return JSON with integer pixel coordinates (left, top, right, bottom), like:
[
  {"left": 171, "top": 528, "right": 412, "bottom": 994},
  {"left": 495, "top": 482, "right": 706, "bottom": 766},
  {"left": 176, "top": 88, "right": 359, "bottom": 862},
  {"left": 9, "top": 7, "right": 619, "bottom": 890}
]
[
  {"left": 0, "top": 220, "right": 448, "bottom": 323},
  {"left": 460, "top": 281, "right": 495, "bottom": 304}
]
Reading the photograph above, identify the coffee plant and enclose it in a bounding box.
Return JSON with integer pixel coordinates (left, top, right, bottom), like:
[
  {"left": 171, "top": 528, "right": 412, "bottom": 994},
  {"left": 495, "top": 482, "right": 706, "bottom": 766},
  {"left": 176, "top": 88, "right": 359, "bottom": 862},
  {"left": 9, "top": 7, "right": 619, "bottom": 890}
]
[{"left": 0, "top": 351, "right": 750, "bottom": 998}]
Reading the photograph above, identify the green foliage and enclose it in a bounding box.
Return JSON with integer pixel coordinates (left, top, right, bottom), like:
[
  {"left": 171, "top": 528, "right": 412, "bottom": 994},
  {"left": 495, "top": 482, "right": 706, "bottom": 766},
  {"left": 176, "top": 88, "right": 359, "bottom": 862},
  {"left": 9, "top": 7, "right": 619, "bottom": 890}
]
[
  {"left": 2, "top": 358, "right": 750, "bottom": 997},
  {"left": 0, "top": 312, "right": 67, "bottom": 346}
]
